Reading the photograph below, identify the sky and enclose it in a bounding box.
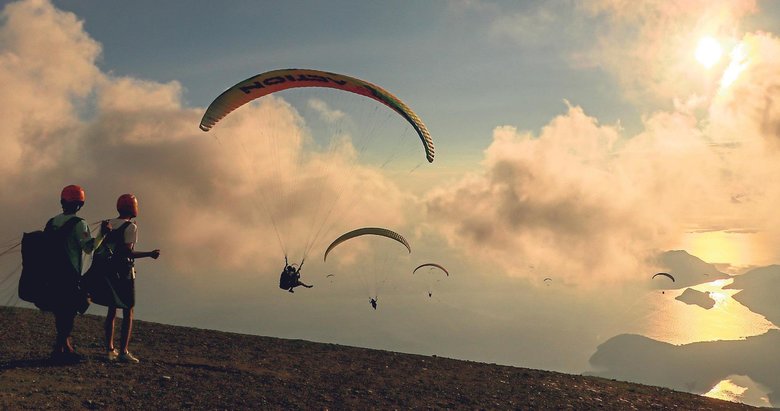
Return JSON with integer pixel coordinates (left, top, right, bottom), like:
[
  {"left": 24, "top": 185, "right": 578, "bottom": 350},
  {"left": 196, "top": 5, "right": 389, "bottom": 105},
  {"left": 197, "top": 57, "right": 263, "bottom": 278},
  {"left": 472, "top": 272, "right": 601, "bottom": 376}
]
[{"left": 1, "top": 0, "right": 780, "bottom": 406}]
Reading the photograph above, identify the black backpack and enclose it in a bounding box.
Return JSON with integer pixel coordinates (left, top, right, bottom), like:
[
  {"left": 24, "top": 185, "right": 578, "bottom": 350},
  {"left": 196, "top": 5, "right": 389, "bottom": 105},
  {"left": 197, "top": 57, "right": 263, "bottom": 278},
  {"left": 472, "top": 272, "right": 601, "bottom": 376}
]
[
  {"left": 19, "top": 216, "right": 83, "bottom": 309},
  {"left": 81, "top": 221, "right": 133, "bottom": 309}
]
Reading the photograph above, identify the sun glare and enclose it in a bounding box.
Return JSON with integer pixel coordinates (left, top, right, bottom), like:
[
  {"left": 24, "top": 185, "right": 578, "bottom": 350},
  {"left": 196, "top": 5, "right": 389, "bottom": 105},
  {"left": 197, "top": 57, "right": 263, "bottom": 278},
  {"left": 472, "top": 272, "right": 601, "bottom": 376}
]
[
  {"left": 720, "top": 43, "right": 748, "bottom": 90},
  {"left": 695, "top": 37, "right": 723, "bottom": 68}
]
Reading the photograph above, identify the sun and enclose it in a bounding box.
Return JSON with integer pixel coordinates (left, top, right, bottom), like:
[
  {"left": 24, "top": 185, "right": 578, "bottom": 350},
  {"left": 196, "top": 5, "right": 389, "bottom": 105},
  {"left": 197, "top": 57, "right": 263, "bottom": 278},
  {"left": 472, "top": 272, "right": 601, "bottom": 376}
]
[{"left": 695, "top": 37, "right": 723, "bottom": 68}]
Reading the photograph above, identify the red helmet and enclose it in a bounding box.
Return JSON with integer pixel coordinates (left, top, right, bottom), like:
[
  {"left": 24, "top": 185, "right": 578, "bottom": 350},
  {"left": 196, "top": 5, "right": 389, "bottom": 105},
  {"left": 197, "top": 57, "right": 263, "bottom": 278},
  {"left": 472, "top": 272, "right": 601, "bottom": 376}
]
[
  {"left": 60, "top": 185, "right": 85, "bottom": 203},
  {"left": 116, "top": 193, "right": 138, "bottom": 217}
]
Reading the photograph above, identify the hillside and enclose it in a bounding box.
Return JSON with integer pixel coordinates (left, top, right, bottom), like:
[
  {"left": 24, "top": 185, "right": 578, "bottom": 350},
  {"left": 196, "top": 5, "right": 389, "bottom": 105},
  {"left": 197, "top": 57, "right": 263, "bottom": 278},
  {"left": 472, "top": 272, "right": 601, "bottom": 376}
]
[{"left": 0, "top": 306, "right": 756, "bottom": 410}]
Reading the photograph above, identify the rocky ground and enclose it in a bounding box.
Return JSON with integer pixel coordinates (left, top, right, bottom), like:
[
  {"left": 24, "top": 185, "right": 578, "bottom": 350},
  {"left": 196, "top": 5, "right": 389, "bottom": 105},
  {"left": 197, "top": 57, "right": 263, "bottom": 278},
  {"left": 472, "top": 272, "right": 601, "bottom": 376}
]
[{"left": 0, "top": 306, "right": 758, "bottom": 410}]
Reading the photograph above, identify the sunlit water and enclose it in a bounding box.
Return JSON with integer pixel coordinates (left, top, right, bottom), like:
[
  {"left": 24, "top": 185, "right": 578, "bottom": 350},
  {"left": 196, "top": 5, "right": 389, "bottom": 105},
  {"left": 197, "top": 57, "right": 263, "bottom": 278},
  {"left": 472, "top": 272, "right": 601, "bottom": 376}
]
[
  {"left": 622, "top": 279, "right": 776, "bottom": 345},
  {"left": 703, "top": 375, "right": 773, "bottom": 408}
]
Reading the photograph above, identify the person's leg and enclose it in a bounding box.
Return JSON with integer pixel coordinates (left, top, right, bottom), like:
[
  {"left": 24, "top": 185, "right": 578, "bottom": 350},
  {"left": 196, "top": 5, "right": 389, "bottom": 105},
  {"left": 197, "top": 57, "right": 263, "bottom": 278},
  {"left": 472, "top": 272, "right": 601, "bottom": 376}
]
[
  {"left": 53, "top": 311, "right": 67, "bottom": 353},
  {"left": 120, "top": 307, "right": 133, "bottom": 353},
  {"left": 55, "top": 310, "right": 76, "bottom": 351},
  {"left": 105, "top": 307, "right": 117, "bottom": 351},
  {"left": 53, "top": 309, "right": 79, "bottom": 361}
]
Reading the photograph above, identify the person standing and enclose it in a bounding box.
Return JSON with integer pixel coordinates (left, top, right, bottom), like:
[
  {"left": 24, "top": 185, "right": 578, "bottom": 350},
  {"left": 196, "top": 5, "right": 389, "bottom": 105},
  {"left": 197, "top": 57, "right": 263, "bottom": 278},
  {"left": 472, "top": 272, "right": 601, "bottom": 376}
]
[
  {"left": 48, "top": 184, "right": 107, "bottom": 363},
  {"left": 101, "top": 193, "right": 160, "bottom": 363}
]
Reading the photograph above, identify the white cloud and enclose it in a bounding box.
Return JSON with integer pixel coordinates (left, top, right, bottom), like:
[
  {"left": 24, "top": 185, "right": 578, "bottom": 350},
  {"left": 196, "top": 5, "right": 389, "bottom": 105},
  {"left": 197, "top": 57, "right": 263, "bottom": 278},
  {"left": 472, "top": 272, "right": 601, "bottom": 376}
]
[
  {"left": 0, "top": 0, "right": 101, "bottom": 177},
  {"left": 308, "top": 98, "right": 345, "bottom": 123}
]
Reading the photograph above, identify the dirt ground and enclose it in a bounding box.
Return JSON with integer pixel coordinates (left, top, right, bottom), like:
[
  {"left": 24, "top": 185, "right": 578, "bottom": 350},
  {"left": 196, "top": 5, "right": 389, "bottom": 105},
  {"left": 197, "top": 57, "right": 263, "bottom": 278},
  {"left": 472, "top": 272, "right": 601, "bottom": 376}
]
[{"left": 0, "top": 306, "right": 757, "bottom": 410}]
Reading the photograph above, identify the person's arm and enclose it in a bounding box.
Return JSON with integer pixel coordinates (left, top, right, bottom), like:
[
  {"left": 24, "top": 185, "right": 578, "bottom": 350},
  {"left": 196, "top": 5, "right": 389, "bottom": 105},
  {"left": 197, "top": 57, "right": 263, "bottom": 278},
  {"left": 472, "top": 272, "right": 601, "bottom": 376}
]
[
  {"left": 115, "top": 241, "right": 160, "bottom": 259},
  {"left": 118, "top": 222, "right": 160, "bottom": 259},
  {"left": 132, "top": 249, "right": 160, "bottom": 259}
]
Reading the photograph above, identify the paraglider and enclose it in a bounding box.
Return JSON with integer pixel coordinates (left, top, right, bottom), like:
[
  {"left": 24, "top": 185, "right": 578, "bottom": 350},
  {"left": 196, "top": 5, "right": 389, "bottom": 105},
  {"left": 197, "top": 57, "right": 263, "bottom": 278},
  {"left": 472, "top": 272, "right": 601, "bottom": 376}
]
[
  {"left": 324, "top": 227, "right": 411, "bottom": 262},
  {"left": 412, "top": 263, "right": 449, "bottom": 276},
  {"left": 279, "top": 257, "right": 313, "bottom": 293},
  {"left": 412, "top": 263, "right": 449, "bottom": 297},
  {"left": 543, "top": 277, "right": 552, "bottom": 286},
  {"left": 200, "top": 68, "right": 435, "bottom": 163},
  {"left": 652, "top": 272, "right": 675, "bottom": 282},
  {"left": 653, "top": 272, "right": 675, "bottom": 294},
  {"left": 324, "top": 227, "right": 411, "bottom": 309}
]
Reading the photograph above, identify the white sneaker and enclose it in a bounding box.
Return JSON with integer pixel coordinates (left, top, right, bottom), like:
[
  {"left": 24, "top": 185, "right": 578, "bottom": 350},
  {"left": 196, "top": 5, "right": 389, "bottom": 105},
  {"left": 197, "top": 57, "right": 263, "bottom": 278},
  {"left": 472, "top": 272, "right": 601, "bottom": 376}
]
[{"left": 119, "top": 351, "right": 139, "bottom": 364}]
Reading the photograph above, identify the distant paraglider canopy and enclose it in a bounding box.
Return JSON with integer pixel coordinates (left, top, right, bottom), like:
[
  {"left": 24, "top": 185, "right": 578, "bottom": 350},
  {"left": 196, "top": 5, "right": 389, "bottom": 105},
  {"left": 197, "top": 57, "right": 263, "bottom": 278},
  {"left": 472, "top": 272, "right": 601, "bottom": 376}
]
[
  {"left": 324, "top": 227, "right": 411, "bottom": 262},
  {"left": 324, "top": 227, "right": 412, "bottom": 303},
  {"left": 652, "top": 272, "right": 675, "bottom": 282},
  {"left": 412, "top": 263, "right": 449, "bottom": 276},
  {"left": 413, "top": 263, "right": 449, "bottom": 298},
  {"left": 199, "top": 68, "right": 435, "bottom": 163}
]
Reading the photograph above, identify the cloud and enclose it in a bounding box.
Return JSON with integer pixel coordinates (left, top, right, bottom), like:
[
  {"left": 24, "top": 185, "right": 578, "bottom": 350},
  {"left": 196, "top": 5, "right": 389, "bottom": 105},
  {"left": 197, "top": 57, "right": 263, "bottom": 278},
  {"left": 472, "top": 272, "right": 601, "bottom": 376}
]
[
  {"left": 308, "top": 98, "right": 345, "bottom": 123},
  {"left": 0, "top": 0, "right": 102, "bottom": 177},
  {"left": 426, "top": 104, "right": 666, "bottom": 285}
]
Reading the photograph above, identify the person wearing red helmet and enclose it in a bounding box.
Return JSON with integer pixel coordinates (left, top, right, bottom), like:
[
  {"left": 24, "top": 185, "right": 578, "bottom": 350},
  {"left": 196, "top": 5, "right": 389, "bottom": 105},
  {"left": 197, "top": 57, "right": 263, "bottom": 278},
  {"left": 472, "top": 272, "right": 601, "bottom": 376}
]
[
  {"left": 48, "top": 184, "right": 109, "bottom": 363},
  {"left": 98, "top": 193, "right": 160, "bottom": 363}
]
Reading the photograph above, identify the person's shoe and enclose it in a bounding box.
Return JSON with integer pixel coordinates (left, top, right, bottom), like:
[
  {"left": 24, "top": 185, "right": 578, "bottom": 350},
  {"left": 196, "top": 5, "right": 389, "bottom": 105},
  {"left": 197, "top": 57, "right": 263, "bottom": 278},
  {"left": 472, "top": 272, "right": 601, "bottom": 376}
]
[
  {"left": 119, "top": 351, "right": 139, "bottom": 364},
  {"left": 107, "top": 349, "right": 119, "bottom": 362}
]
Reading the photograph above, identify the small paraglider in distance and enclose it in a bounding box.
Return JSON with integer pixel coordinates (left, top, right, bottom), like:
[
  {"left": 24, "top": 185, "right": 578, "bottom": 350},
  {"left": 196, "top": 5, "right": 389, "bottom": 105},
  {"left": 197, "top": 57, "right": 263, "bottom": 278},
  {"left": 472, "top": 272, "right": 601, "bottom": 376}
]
[
  {"left": 652, "top": 272, "right": 675, "bottom": 282},
  {"left": 324, "top": 227, "right": 411, "bottom": 262},
  {"left": 412, "top": 263, "right": 449, "bottom": 298},
  {"left": 543, "top": 277, "right": 552, "bottom": 286},
  {"left": 652, "top": 272, "right": 675, "bottom": 294},
  {"left": 279, "top": 257, "right": 313, "bottom": 293},
  {"left": 324, "top": 227, "right": 410, "bottom": 309}
]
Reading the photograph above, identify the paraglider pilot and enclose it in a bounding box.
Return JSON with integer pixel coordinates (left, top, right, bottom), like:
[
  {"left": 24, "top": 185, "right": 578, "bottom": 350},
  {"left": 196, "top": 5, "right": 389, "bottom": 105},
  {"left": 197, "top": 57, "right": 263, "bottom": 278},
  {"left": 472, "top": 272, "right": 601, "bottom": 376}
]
[
  {"left": 369, "top": 297, "right": 378, "bottom": 310},
  {"left": 279, "top": 257, "right": 313, "bottom": 293}
]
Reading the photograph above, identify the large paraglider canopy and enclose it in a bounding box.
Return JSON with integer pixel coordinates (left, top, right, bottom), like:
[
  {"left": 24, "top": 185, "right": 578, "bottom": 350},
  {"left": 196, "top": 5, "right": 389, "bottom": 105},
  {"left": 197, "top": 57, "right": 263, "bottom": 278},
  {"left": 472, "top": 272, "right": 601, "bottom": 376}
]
[
  {"left": 199, "top": 68, "right": 435, "bottom": 163},
  {"left": 324, "top": 227, "right": 411, "bottom": 261}
]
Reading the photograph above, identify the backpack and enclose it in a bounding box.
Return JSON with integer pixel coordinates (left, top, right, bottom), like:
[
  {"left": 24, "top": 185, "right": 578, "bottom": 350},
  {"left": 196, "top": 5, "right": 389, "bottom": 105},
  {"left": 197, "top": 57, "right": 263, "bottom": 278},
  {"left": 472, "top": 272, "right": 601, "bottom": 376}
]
[
  {"left": 93, "top": 221, "right": 133, "bottom": 272},
  {"left": 19, "top": 216, "right": 83, "bottom": 310},
  {"left": 81, "top": 221, "right": 133, "bottom": 308}
]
